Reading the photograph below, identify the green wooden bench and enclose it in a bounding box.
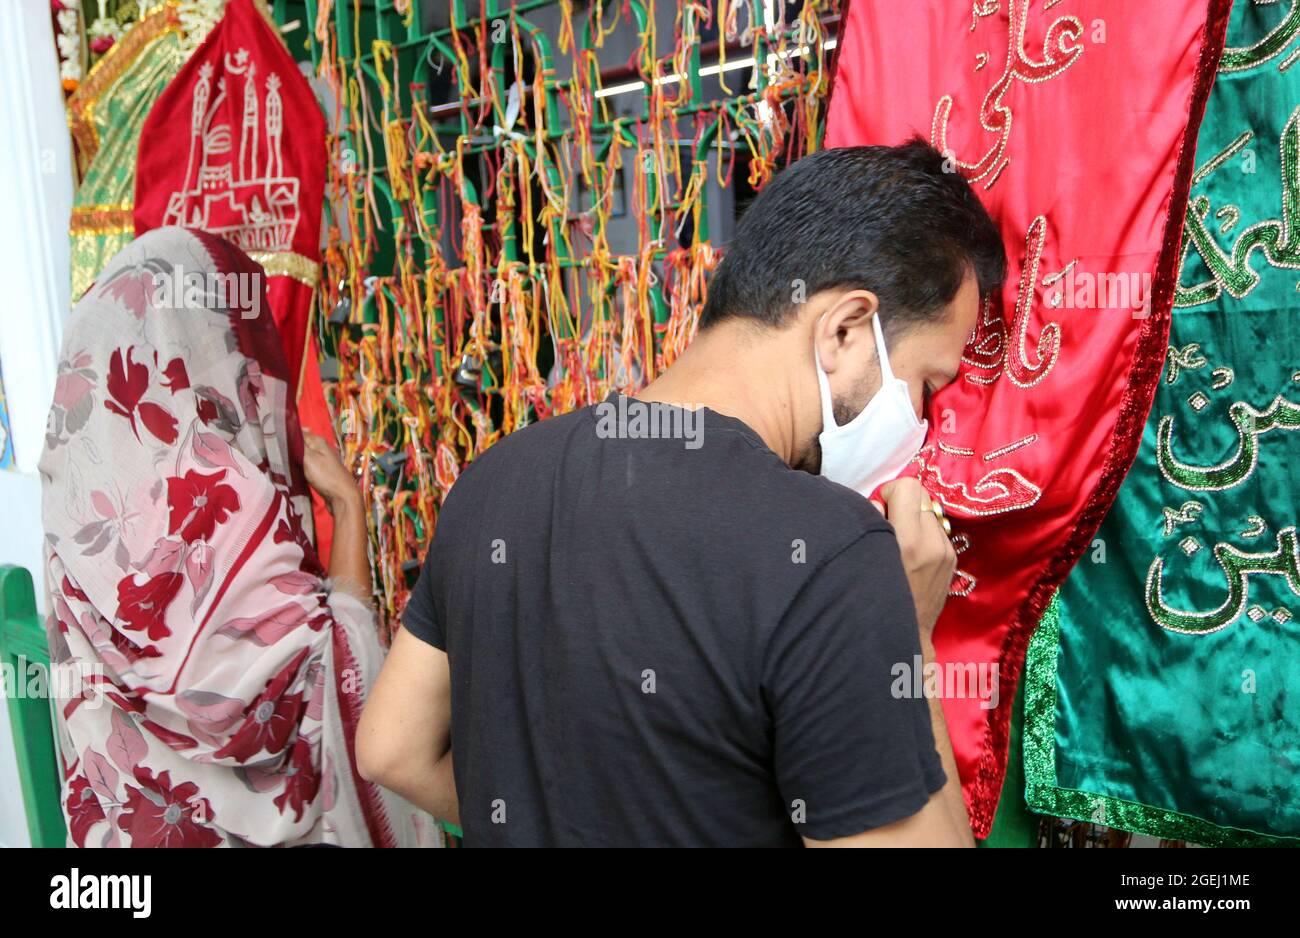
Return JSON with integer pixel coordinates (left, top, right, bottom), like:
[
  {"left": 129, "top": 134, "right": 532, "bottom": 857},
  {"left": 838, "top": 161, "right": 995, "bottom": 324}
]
[{"left": 0, "top": 565, "right": 67, "bottom": 847}]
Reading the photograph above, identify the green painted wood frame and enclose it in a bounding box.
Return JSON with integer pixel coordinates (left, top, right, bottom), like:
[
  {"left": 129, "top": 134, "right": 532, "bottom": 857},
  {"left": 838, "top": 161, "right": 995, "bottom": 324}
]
[{"left": 0, "top": 565, "right": 67, "bottom": 847}]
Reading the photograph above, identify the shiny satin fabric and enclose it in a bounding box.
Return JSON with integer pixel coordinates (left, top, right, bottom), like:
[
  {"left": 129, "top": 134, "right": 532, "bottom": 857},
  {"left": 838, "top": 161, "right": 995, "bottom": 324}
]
[
  {"left": 824, "top": 0, "right": 1230, "bottom": 834},
  {"left": 1025, "top": 0, "right": 1300, "bottom": 844}
]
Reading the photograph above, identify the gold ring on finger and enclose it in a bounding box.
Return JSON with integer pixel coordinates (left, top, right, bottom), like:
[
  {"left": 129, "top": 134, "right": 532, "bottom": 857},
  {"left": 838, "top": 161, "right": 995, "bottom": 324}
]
[{"left": 931, "top": 501, "right": 952, "bottom": 536}]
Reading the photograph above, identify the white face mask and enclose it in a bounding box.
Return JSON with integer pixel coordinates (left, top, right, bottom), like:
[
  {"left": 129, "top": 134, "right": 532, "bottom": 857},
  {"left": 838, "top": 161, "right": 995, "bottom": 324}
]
[{"left": 815, "top": 313, "right": 928, "bottom": 496}]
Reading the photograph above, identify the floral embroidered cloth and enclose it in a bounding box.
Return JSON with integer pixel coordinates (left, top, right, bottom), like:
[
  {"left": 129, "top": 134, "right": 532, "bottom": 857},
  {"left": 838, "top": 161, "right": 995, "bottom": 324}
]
[
  {"left": 825, "top": 0, "right": 1231, "bottom": 834},
  {"left": 40, "top": 226, "right": 437, "bottom": 847},
  {"left": 1024, "top": 0, "right": 1300, "bottom": 845}
]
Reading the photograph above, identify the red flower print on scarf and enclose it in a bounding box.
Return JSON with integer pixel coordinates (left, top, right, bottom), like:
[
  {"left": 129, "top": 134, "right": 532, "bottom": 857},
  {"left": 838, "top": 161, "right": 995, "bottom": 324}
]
[
  {"left": 161, "top": 356, "right": 190, "bottom": 393},
  {"left": 140, "top": 718, "right": 199, "bottom": 753},
  {"left": 273, "top": 736, "right": 320, "bottom": 822},
  {"left": 61, "top": 574, "right": 90, "bottom": 603},
  {"left": 97, "top": 265, "right": 160, "bottom": 320},
  {"left": 216, "top": 601, "right": 312, "bottom": 646},
  {"left": 53, "top": 352, "right": 95, "bottom": 411},
  {"left": 119, "top": 767, "right": 220, "bottom": 848},
  {"left": 104, "top": 347, "right": 179, "bottom": 444},
  {"left": 236, "top": 360, "right": 265, "bottom": 424},
  {"left": 193, "top": 385, "right": 241, "bottom": 434},
  {"left": 166, "top": 469, "right": 240, "bottom": 543},
  {"left": 65, "top": 773, "right": 107, "bottom": 847},
  {"left": 273, "top": 513, "right": 314, "bottom": 559},
  {"left": 115, "top": 570, "right": 183, "bottom": 641},
  {"left": 105, "top": 619, "right": 164, "bottom": 663},
  {"left": 46, "top": 351, "right": 98, "bottom": 450},
  {"left": 213, "top": 648, "right": 311, "bottom": 762}
]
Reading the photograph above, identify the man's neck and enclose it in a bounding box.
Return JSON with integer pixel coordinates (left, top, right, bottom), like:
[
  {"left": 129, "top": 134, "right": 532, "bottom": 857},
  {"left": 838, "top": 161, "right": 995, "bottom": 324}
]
[{"left": 633, "top": 321, "right": 806, "bottom": 466}]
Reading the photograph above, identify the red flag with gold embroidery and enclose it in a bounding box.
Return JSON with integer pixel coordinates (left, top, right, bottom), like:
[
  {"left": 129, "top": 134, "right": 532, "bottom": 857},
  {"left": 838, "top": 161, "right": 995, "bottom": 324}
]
[
  {"left": 134, "top": 0, "right": 337, "bottom": 560},
  {"left": 825, "top": 0, "right": 1230, "bottom": 835}
]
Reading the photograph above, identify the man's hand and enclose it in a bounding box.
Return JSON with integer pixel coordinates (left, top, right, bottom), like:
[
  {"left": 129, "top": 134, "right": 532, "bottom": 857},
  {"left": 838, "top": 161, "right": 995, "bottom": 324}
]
[
  {"left": 871, "top": 478, "right": 973, "bottom": 845},
  {"left": 872, "top": 478, "right": 956, "bottom": 637}
]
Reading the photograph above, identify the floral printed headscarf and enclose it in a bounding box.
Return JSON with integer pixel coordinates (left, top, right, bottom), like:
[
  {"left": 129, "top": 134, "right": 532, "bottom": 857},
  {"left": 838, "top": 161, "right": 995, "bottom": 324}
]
[{"left": 40, "top": 227, "right": 437, "bottom": 847}]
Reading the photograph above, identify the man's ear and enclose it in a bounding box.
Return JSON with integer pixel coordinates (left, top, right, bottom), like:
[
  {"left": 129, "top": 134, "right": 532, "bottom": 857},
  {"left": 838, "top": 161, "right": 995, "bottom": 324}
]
[{"left": 815, "top": 289, "right": 879, "bottom": 373}]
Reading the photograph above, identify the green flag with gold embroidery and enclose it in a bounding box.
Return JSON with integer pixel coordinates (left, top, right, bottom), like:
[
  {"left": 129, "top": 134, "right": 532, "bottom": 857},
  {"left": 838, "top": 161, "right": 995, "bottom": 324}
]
[
  {"left": 1024, "top": 0, "right": 1300, "bottom": 845},
  {"left": 67, "top": 4, "right": 186, "bottom": 301}
]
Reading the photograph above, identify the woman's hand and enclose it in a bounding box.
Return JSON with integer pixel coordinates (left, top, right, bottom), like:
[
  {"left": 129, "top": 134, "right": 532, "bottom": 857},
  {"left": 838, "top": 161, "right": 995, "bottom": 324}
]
[
  {"left": 303, "top": 430, "right": 372, "bottom": 600},
  {"left": 302, "top": 430, "right": 361, "bottom": 512}
]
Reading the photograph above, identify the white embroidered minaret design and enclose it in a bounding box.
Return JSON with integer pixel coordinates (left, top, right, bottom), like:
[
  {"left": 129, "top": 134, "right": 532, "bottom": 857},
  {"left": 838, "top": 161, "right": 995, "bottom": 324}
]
[{"left": 161, "top": 47, "right": 299, "bottom": 254}]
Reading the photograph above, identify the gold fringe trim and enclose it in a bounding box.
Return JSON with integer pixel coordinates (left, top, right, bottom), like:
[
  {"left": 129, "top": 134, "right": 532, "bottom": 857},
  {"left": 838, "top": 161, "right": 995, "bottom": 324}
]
[
  {"left": 247, "top": 250, "right": 322, "bottom": 288},
  {"left": 69, "top": 202, "right": 135, "bottom": 235}
]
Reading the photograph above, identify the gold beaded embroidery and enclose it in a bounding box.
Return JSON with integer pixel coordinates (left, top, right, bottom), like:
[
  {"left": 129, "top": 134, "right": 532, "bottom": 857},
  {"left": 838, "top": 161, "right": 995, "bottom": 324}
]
[
  {"left": 1190, "top": 132, "right": 1253, "bottom": 188},
  {"left": 246, "top": 251, "right": 322, "bottom": 288},
  {"left": 1176, "top": 109, "right": 1300, "bottom": 308},
  {"left": 1005, "top": 215, "right": 1062, "bottom": 389},
  {"left": 1219, "top": 2, "right": 1300, "bottom": 73},
  {"left": 962, "top": 295, "right": 1006, "bottom": 386},
  {"left": 948, "top": 532, "right": 977, "bottom": 597},
  {"left": 933, "top": 0, "right": 1085, "bottom": 191},
  {"left": 920, "top": 461, "right": 1043, "bottom": 517},
  {"left": 982, "top": 432, "right": 1038, "bottom": 462},
  {"left": 1217, "top": 205, "right": 1241, "bottom": 235},
  {"left": 939, "top": 440, "right": 976, "bottom": 457},
  {"left": 970, "top": 1, "right": 1000, "bottom": 34}
]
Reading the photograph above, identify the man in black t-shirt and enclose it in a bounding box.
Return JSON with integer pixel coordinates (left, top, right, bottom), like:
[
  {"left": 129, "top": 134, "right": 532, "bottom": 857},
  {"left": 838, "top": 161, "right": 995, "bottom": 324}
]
[{"left": 356, "top": 141, "right": 1006, "bottom": 846}]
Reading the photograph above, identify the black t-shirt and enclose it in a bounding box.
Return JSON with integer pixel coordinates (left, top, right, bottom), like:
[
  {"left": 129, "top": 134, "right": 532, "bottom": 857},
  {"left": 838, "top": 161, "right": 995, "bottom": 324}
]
[{"left": 402, "top": 393, "right": 945, "bottom": 846}]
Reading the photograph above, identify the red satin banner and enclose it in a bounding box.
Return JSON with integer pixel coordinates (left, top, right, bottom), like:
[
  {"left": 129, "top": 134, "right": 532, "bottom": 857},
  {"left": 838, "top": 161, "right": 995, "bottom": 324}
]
[
  {"left": 134, "top": 0, "right": 337, "bottom": 561},
  {"left": 826, "top": 0, "right": 1230, "bottom": 835}
]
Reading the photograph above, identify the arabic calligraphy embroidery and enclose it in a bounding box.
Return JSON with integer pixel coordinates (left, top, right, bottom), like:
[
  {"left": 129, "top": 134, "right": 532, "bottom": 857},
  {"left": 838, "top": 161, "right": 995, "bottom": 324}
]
[
  {"left": 1219, "top": 0, "right": 1300, "bottom": 73},
  {"left": 933, "top": 0, "right": 1085, "bottom": 190},
  {"left": 1006, "top": 215, "right": 1062, "bottom": 388},
  {"left": 1176, "top": 107, "right": 1300, "bottom": 307},
  {"left": 1146, "top": 527, "right": 1300, "bottom": 634},
  {"left": 1160, "top": 500, "right": 1204, "bottom": 536},
  {"left": 1165, "top": 342, "right": 1209, "bottom": 385},
  {"left": 1156, "top": 395, "right": 1300, "bottom": 491},
  {"left": 962, "top": 296, "right": 1005, "bottom": 386}
]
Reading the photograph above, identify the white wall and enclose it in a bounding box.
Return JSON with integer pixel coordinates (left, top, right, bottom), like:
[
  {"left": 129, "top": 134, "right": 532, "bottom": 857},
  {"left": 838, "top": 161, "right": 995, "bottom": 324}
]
[{"left": 0, "top": 0, "right": 75, "bottom": 849}]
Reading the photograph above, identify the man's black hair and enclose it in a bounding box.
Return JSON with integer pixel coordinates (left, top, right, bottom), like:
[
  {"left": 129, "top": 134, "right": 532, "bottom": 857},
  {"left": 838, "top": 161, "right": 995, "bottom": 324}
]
[{"left": 698, "top": 139, "right": 1007, "bottom": 333}]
